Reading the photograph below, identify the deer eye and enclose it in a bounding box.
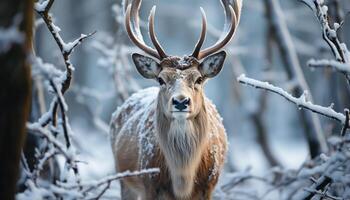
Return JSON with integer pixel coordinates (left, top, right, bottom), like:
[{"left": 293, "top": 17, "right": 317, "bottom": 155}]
[
  {"left": 158, "top": 77, "right": 166, "bottom": 86},
  {"left": 195, "top": 77, "right": 203, "bottom": 85}
]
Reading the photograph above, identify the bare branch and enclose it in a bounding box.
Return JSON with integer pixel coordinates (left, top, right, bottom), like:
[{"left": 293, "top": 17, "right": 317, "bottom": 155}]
[
  {"left": 237, "top": 74, "right": 346, "bottom": 124},
  {"left": 60, "top": 168, "right": 159, "bottom": 190},
  {"left": 26, "top": 123, "right": 75, "bottom": 163},
  {"left": 34, "top": 0, "right": 95, "bottom": 126},
  {"left": 300, "top": 0, "right": 350, "bottom": 83},
  {"left": 308, "top": 59, "right": 350, "bottom": 74}
]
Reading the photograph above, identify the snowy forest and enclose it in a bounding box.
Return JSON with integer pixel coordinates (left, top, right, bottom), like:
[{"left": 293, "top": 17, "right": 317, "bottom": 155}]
[{"left": 1, "top": 0, "right": 350, "bottom": 199}]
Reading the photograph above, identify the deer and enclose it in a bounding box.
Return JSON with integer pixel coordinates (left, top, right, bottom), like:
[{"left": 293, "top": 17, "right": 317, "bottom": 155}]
[{"left": 110, "top": 0, "right": 242, "bottom": 199}]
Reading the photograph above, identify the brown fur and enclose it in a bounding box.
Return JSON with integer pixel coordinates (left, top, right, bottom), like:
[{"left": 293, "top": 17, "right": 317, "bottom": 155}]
[
  {"left": 111, "top": 65, "right": 227, "bottom": 199},
  {"left": 115, "top": 0, "right": 242, "bottom": 197}
]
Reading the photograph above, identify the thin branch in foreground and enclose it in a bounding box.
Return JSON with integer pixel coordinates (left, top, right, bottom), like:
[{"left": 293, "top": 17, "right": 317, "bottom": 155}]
[
  {"left": 341, "top": 109, "right": 349, "bottom": 136},
  {"left": 308, "top": 59, "right": 350, "bottom": 75},
  {"left": 49, "top": 80, "right": 71, "bottom": 148},
  {"left": 300, "top": 0, "right": 350, "bottom": 84},
  {"left": 26, "top": 123, "right": 75, "bottom": 164},
  {"left": 237, "top": 74, "right": 346, "bottom": 124},
  {"left": 34, "top": 0, "right": 95, "bottom": 127},
  {"left": 57, "top": 168, "right": 159, "bottom": 197}
]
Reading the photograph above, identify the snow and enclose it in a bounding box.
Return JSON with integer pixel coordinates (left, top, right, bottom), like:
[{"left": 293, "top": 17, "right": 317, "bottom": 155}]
[
  {"left": 237, "top": 74, "right": 346, "bottom": 124},
  {"left": 321, "top": 5, "right": 328, "bottom": 14},
  {"left": 308, "top": 58, "right": 350, "bottom": 74},
  {"left": 111, "top": 85, "right": 228, "bottom": 185},
  {"left": 17, "top": 180, "right": 56, "bottom": 200},
  {"left": 58, "top": 168, "right": 159, "bottom": 189},
  {"left": 21, "top": 0, "right": 350, "bottom": 199},
  {"left": 31, "top": 56, "right": 64, "bottom": 79},
  {"left": 111, "top": 87, "right": 158, "bottom": 168},
  {"left": 34, "top": 0, "right": 50, "bottom": 12},
  {"left": 51, "top": 24, "right": 61, "bottom": 35},
  {"left": 27, "top": 123, "right": 75, "bottom": 162}
]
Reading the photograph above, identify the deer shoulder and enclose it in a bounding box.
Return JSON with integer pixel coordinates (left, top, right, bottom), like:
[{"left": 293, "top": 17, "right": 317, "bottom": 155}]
[{"left": 110, "top": 0, "right": 242, "bottom": 199}]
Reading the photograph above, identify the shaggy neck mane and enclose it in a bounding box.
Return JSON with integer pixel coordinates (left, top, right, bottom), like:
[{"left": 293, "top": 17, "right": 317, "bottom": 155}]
[{"left": 156, "top": 95, "right": 209, "bottom": 198}]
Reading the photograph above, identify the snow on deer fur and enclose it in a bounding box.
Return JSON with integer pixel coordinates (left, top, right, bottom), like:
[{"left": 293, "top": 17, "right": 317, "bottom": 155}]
[
  {"left": 110, "top": 0, "right": 242, "bottom": 199},
  {"left": 110, "top": 86, "right": 227, "bottom": 199}
]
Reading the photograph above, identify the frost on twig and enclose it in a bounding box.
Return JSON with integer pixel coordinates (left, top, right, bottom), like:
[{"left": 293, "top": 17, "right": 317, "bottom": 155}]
[
  {"left": 237, "top": 74, "right": 346, "bottom": 124},
  {"left": 308, "top": 59, "right": 350, "bottom": 74},
  {"left": 217, "top": 134, "right": 350, "bottom": 199},
  {"left": 301, "top": 0, "right": 350, "bottom": 83},
  {"left": 18, "top": 1, "right": 159, "bottom": 199},
  {"left": 17, "top": 168, "right": 159, "bottom": 200},
  {"left": 34, "top": 0, "right": 95, "bottom": 126}
]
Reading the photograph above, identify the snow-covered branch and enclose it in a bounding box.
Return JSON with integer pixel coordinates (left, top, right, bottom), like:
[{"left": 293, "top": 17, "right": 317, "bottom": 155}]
[
  {"left": 218, "top": 134, "right": 350, "bottom": 199},
  {"left": 18, "top": 168, "right": 159, "bottom": 200},
  {"left": 301, "top": 0, "right": 350, "bottom": 83},
  {"left": 27, "top": 123, "right": 75, "bottom": 164},
  {"left": 308, "top": 59, "right": 350, "bottom": 74},
  {"left": 34, "top": 0, "right": 95, "bottom": 127},
  {"left": 18, "top": 1, "right": 161, "bottom": 199},
  {"left": 237, "top": 74, "right": 346, "bottom": 124},
  {"left": 58, "top": 168, "right": 159, "bottom": 191}
]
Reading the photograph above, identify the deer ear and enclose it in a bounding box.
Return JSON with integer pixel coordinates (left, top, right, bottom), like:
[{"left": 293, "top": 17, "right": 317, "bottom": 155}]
[
  {"left": 132, "top": 53, "right": 161, "bottom": 79},
  {"left": 199, "top": 51, "right": 226, "bottom": 78}
]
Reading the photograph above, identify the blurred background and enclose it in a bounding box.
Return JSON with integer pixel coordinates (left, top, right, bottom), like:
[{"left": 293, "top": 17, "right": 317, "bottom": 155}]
[{"left": 28, "top": 0, "right": 350, "bottom": 198}]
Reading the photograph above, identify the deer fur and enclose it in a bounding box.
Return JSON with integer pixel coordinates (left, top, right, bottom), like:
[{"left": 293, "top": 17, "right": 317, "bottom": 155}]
[
  {"left": 111, "top": 0, "right": 242, "bottom": 199},
  {"left": 110, "top": 54, "right": 228, "bottom": 200}
]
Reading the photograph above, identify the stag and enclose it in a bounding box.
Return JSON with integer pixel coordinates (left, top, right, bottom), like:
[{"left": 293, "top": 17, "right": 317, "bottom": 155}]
[{"left": 110, "top": 0, "right": 242, "bottom": 199}]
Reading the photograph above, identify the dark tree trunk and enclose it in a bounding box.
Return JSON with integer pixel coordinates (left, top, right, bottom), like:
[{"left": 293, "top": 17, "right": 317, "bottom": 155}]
[{"left": 0, "top": 0, "right": 33, "bottom": 199}]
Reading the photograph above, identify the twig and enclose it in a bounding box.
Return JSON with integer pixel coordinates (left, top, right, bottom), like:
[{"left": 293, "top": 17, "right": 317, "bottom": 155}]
[
  {"left": 308, "top": 59, "right": 350, "bottom": 74},
  {"left": 301, "top": 176, "right": 332, "bottom": 200},
  {"left": 57, "top": 168, "right": 160, "bottom": 194},
  {"left": 300, "top": 0, "right": 350, "bottom": 84},
  {"left": 20, "top": 152, "right": 32, "bottom": 178},
  {"left": 49, "top": 80, "right": 71, "bottom": 148},
  {"left": 341, "top": 109, "right": 349, "bottom": 136},
  {"left": 34, "top": 0, "right": 95, "bottom": 126},
  {"left": 26, "top": 123, "right": 75, "bottom": 164},
  {"left": 237, "top": 74, "right": 346, "bottom": 124},
  {"left": 88, "top": 182, "right": 110, "bottom": 200}
]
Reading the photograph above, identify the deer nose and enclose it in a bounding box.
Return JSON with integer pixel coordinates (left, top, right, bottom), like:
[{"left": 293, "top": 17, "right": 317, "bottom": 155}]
[{"left": 172, "top": 96, "right": 190, "bottom": 111}]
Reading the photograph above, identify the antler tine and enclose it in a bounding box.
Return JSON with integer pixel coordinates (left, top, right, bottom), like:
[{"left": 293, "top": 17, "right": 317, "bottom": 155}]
[
  {"left": 125, "top": 1, "right": 161, "bottom": 59},
  {"left": 197, "top": 0, "right": 242, "bottom": 60},
  {"left": 149, "top": 6, "right": 168, "bottom": 59},
  {"left": 191, "top": 7, "right": 207, "bottom": 58}
]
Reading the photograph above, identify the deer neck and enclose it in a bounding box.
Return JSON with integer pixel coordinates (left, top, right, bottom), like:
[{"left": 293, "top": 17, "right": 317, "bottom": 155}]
[{"left": 156, "top": 97, "right": 209, "bottom": 198}]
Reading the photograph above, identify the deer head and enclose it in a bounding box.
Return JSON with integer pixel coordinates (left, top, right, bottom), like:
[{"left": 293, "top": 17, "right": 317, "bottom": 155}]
[{"left": 125, "top": 0, "right": 242, "bottom": 120}]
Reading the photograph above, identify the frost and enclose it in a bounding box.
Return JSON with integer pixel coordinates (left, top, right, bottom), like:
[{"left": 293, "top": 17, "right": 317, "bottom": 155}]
[
  {"left": 308, "top": 58, "right": 350, "bottom": 74},
  {"left": 321, "top": 5, "right": 328, "bottom": 13},
  {"left": 34, "top": 0, "right": 50, "bottom": 12},
  {"left": 237, "top": 74, "right": 346, "bottom": 124}
]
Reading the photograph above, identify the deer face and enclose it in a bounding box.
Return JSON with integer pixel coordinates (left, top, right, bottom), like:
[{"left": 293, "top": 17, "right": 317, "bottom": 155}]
[
  {"left": 132, "top": 51, "right": 226, "bottom": 119},
  {"left": 125, "top": 0, "right": 241, "bottom": 117}
]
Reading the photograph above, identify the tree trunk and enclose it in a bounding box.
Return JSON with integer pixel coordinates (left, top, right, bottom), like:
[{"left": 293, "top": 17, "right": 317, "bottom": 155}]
[{"left": 0, "top": 0, "right": 33, "bottom": 199}]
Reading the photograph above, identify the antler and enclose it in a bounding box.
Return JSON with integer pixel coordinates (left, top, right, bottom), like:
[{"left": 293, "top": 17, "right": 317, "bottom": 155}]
[
  {"left": 149, "top": 6, "right": 168, "bottom": 59},
  {"left": 192, "top": 0, "right": 242, "bottom": 60},
  {"left": 125, "top": 0, "right": 242, "bottom": 60},
  {"left": 125, "top": 0, "right": 167, "bottom": 60},
  {"left": 191, "top": 7, "right": 207, "bottom": 59}
]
